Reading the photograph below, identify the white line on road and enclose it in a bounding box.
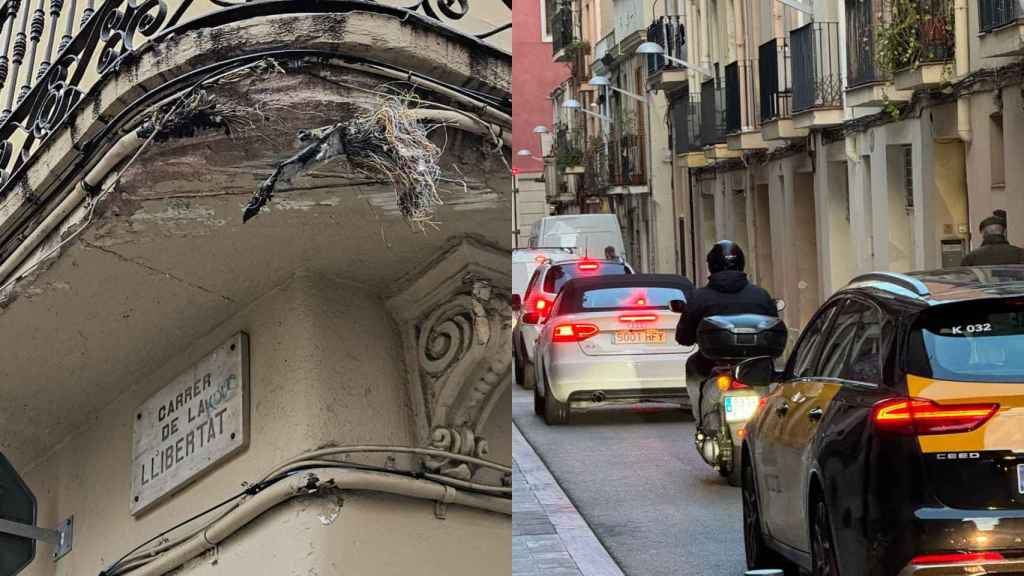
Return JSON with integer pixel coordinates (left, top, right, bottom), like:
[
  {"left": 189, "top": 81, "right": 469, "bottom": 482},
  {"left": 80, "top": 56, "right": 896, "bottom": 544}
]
[{"left": 514, "top": 421, "right": 626, "bottom": 576}]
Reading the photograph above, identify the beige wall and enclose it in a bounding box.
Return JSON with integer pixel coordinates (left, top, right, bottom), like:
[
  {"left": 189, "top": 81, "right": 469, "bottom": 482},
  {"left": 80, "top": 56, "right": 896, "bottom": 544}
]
[{"left": 21, "top": 274, "right": 510, "bottom": 576}]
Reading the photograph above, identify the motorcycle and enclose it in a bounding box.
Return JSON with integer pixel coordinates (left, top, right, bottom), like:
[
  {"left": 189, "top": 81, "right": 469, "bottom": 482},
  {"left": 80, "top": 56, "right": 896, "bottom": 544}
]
[{"left": 690, "top": 301, "right": 787, "bottom": 486}]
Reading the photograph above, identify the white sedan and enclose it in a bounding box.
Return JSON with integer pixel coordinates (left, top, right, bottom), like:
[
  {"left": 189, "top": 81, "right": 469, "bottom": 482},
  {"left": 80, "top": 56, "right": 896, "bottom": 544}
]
[{"left": 532, "top": 274, "right": 696, "bottom": 424}]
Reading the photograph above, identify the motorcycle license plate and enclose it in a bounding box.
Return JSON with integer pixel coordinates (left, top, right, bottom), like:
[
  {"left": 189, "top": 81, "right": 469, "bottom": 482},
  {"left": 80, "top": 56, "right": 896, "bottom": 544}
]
[
  {"left": 614, "top": 329, "right": 666, "bottom": 345},
  {"left": 724, "top": 396, "right": 760, "bottom": 422}
]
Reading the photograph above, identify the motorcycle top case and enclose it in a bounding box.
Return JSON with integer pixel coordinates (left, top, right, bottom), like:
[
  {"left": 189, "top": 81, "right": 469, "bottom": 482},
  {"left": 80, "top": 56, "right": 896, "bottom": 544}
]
[{"left": 696, "top": 314, "right": 787, "bottom": 360}]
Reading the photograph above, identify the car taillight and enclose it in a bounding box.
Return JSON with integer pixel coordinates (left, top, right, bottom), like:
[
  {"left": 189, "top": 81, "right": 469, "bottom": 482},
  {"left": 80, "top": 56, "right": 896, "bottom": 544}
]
[
  {"left": 912, "top": 552, "right": 1005, "bottom": 565},
  {"left": 872, "top": 398, "right": 999, "bottom": 436},
  {"left": 535, "top": 298, "right": 551, "bottom": 312},
  {"left": 578, "top": 261, "right": 600, "bottom": 271},
  {"left": 619, "top": 314, "right": 658, "bottom": 323},
  {"left": 552, "top": 323, "right": 599, "bottom": 342}
]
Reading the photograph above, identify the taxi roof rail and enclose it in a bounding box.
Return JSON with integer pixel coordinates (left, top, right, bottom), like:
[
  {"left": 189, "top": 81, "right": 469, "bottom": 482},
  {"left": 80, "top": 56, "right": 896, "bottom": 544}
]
[{"left": 848, "top": 272, "right": 930, "bottom": 297}]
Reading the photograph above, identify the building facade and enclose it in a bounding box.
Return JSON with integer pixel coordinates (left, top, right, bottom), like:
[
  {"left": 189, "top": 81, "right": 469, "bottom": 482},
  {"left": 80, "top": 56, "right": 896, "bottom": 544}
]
[
  {"left": 513, "top": 0, "right": 571, "bottom": 246},
  {"left": 552, "top": 0, "right": 1024, "bottom": 329},
  {"left": 0, "top": 1, "right": 512, "bottom": 574}
]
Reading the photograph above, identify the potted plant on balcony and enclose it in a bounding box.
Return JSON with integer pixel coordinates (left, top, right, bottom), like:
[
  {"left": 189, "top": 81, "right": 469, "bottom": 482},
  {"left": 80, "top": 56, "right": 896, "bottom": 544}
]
[{"left": 878, "top": 0, "right": 954, "bottom": 93}]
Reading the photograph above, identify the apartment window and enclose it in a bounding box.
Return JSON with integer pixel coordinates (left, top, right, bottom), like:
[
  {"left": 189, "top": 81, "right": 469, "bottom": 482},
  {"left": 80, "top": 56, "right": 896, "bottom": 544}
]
[
  {"left": 991, "top": 112, "right": 1005, "bottom": 187},
  {"left": 540, "top": 0, "right": 553, "bottom": 42}
]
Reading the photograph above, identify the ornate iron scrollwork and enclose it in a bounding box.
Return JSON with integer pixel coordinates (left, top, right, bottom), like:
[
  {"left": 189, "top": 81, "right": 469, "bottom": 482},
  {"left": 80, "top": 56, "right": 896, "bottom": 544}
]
[{"left": 401, "top": 0, "right": 510, "bottom": 41}]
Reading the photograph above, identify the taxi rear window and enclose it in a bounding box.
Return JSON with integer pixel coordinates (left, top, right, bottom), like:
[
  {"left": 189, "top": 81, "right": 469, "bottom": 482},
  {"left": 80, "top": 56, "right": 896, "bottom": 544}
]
[
  {"left": 542, "top": 261, "right": 630, "bottom": 293},
  {"left": 580, "top": 287, "right": 685, "bottom": 310},
  {"left": 907, "top": 299, "right": 1024, "bottom": 382}
]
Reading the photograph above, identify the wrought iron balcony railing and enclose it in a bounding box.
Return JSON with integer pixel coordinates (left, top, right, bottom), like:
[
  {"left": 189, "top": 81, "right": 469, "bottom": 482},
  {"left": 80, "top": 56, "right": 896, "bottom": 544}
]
[
  {"left": 759, "top": 37, "right": 792, "bottom": 122},
  {"left": 699, "top": 72, "right": 725, "bottom": 145},
  {"left": 551, "top": 1, "right": 577, "bottom": 55},
  {"left": 594, "top": 29, "right": 616, "bottom": 65},
  {"left": 553, "top": 122, "right": 585, "bottom": 168},
  {"left": 0, "top": 0, "right": 513, "bottom": 197},
  {"left": 791, "top": 21, "right": 842, "bottom": 113},
  {"left": 645, "top": 14, "right": 685, "bottom": 76},
  {"left": 725, "top": 59, "right": 758, "bottom": 133},
  {"left": 687, "top": 98, "right": 701, "bottom": 151},
  {"left": 670, "top": 90, "right": 688, "bottom": 153},
  {"left": 980, "top": 0, "right": 1021, "bottom": 32},
  {"left": 916, "top": 0, "right": 955, "bottom": 62},
  {"left": 608, "top": 132, "right": 645, "bottom": 187}
]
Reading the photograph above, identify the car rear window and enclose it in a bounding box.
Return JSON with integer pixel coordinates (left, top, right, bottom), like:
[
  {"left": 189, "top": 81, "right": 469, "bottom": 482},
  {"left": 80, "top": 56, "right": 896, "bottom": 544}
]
[
  {"left": 580, "top": 287, "right": 685, "bottom": 310},
  {"left": 542, "top": 262, "right": 630, "bottom": 293},
  {"left": 907, "top": 299, "right": 1024, "bottom": 382}
]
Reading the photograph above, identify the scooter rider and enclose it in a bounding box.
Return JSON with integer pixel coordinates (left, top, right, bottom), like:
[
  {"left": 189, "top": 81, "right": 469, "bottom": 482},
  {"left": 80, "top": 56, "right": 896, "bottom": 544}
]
[{"left": 675, "top": 240, "right": 777, "bottom": 423}]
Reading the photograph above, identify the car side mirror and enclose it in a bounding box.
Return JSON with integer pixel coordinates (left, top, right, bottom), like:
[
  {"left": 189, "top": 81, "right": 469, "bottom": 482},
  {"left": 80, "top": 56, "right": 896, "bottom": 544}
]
[
  {"left": 669, "top": 299, "right": 686, "bottom": 314},
  {"left": 511, "top": 294, "right": 522, "bottom": 311},
  {"left": 733, "top": 356, "right": 777, "bottom": 387},
  {"left": 522, "top": 312, "right": 540, "bottom": 325},
  {"left": 775, "top": 299, "right": 786, "bottom": 312}
]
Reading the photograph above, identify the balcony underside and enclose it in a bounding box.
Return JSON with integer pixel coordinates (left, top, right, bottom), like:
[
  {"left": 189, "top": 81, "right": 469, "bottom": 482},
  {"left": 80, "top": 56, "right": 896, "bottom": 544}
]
[
  {"left": 761, "top": 118, "right": 808, "bottom": 141},
  {"left": 893, "top": 61, "right": 952, "bottom": 91},
  {"left": 980, "top": 21, "right": 1024, "bottom": 58},
  {"left": 727, "top": 130, "right": 768, "bottom": 151},
  {"left": 683, "top": 151, "right": 708, "bottom": 168},
  {"left": 606, "top": 185, "right": 649, "bottom": 195},
  {"left": 0, "top": 12, "right": 511, "bottom": 470},
  {"left": 845, "top": 82, "right": 912, "bottom": 108},
  {"left": 792, "top": 107, "right": 844, "bottom": 129},
  {"left": 649, "top": 68, "right": 688, "bottom": 93},
  {"left": 705, "top": 144, "right": 741, "bottom": 161}
]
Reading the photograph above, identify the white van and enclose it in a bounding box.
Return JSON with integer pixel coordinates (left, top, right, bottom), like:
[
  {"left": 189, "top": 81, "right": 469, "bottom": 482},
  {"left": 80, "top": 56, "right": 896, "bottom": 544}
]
[
  {"left": 512, "top": 248, "right": 575, "bottom": 299},
  {"left": 528, "top": 214, "right": 626, "bottom": 261}
]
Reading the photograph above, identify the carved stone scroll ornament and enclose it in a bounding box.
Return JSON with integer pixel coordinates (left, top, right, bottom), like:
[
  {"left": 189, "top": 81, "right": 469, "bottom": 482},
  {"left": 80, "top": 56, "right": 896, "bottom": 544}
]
[{"left": 418, "top": 278, "right": 512, "bottom": 480}]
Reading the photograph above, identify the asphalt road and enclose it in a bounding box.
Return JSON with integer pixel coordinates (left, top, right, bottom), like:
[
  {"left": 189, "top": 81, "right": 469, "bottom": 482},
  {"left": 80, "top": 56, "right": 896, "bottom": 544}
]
[{"left": 512, "top": 384, "right": 748, "bottom": 576}]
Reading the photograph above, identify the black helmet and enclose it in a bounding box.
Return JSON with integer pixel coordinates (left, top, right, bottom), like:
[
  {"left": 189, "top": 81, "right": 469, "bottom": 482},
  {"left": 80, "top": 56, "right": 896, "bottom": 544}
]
[{"left": 707, "top": 240, "right": 745, "bottom": 274}]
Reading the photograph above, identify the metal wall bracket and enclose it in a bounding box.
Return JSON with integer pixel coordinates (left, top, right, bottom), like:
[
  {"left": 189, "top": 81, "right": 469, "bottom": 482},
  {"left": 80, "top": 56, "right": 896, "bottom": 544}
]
[{"left": 0, "top": 515, "right": 73, "bottom": 561}]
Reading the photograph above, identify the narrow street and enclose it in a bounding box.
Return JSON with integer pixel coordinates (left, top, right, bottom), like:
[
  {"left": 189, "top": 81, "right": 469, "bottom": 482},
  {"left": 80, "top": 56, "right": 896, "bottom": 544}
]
[{"left": 512, "top": 385, "right": 748, "bottom": 576}]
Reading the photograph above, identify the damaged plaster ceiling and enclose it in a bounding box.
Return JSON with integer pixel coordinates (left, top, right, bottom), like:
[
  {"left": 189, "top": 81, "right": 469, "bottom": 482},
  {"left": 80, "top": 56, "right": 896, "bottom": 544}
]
[{"left": 0, "top": 60, "right": 511, "bottom": 470}]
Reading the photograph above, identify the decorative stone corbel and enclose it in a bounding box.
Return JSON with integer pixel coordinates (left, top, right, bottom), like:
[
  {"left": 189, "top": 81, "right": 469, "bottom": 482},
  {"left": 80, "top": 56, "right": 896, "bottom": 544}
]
[{"left": 387, "top": 236, "right": 512, "bottom": 481}]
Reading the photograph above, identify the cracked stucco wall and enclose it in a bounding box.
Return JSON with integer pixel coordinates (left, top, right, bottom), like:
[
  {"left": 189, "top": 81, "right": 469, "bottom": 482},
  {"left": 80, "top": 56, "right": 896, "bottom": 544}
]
[{"left": 17, "top": 273, "right": 509, "bottom": 576}]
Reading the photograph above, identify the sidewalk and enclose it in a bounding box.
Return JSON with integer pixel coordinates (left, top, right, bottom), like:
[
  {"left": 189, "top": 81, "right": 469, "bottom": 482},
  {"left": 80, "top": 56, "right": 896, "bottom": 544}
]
[{"left": 513, "top": 423, "right": 625, "bottom": 576}]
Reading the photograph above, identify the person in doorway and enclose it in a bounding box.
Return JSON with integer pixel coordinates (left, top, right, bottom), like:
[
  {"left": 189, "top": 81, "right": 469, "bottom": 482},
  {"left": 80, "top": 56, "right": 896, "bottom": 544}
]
[
  {"left": 604, "top": 245, "right": 621, "bottom": 261},
  {"left": 675, "top": 240, "right": 778, "bottom": 424},
  {"left": 961, "top": 210, "right": 1024, "bottom": 266}
]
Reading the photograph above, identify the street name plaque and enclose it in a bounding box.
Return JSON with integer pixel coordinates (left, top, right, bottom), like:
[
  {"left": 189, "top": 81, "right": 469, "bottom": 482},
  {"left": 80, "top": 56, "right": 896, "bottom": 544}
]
[{"left": 130, "top": 333, "right": 249, "bottom": 514}]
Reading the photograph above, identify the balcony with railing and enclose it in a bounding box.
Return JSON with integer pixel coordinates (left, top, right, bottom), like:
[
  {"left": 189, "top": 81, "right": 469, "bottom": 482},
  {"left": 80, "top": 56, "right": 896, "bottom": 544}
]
[
  {"left": 757, "top": 37, "right": 806, "bottom": 140},
  {"left": 593, "top": 30, "right": 617, "bottom": 74},
  {"left": 699, "top": 73, "right": 726, "bottom": 149},
  {"left": 724, "top": 59, "right": 766, "bottom": 149},
  {"left": 607, "top": 133, "right": 646, "bottom": 189},
  {"left": 846, "top": 0, "right": 913, "bottom": 106},
  {"left": 979, "top": 0, "right": 1024, "bottom": 58},
  {"left": 888, "top": 0, "right": 955, "bottom": 90},
  {"left": 646, "top": 15, "right": 688, "bottom": 91},
  {"left": 791, "top": 22, "right": 844, "bottom": 128},
  {"left": 551, "top": 0, "right": 579, "bottom": 61}
]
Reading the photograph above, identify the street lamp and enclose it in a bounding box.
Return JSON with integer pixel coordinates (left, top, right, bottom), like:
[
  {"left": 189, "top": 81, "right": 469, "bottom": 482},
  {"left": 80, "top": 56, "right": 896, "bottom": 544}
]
[
  {"left": 636, "top": 42, "right": 714, "bottom": 78},
  {"left": 562, "top": 99, "right": 611, "bottom": 122},
  {"left": 588, "top": 75, "right": 646, "bottom": 103},
  {"left": 517, "top": 149, "right": 543, "bottom": 161}
]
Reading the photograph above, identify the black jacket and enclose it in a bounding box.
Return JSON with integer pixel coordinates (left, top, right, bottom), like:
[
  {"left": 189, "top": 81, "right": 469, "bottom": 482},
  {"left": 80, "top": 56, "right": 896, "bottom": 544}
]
[
  {"left": 961, "top": 235, "right": 1024, "bottom": 266},
  {"left": 675, "top": 271, "right": 777, "bottom": 350}
]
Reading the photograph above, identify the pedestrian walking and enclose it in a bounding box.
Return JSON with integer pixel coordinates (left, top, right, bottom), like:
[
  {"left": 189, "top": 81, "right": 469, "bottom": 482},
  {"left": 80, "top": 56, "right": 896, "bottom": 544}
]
[{"left": 961, "top": 210, "right": 1024, "bottom": 266}]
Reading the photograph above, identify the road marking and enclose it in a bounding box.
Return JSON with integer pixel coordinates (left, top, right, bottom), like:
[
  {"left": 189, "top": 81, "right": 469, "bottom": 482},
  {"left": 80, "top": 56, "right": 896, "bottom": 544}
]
[{"left": 513, "top": 422, "right": 625, "bottom": 576}]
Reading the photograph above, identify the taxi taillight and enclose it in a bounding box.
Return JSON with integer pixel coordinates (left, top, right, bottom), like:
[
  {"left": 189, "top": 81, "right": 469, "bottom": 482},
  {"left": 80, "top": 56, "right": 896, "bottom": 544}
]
[
  {"left": 872, "top": 398, "right": 999, "bottom": 436},
  {"left": 552, "top": 323, "right": 599, "bottom": 342}
]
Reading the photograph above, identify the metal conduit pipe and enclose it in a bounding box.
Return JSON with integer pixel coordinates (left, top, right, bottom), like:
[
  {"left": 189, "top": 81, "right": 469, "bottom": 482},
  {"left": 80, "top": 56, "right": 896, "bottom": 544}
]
[
  {"left": 0, "top": 129, "right": 148, "bottom": 287},
  {"left": 954, "top": 0, "right": 971, "bottom": 143},
  {"left": 127, "top": 469, "right": 511, "bottom": 576}
]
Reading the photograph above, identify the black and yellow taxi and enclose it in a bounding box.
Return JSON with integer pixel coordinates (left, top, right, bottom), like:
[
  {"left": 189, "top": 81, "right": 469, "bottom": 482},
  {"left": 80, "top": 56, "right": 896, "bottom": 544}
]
[{"left": 736, "top": 267, "right": 1024, "bottom": 576}]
